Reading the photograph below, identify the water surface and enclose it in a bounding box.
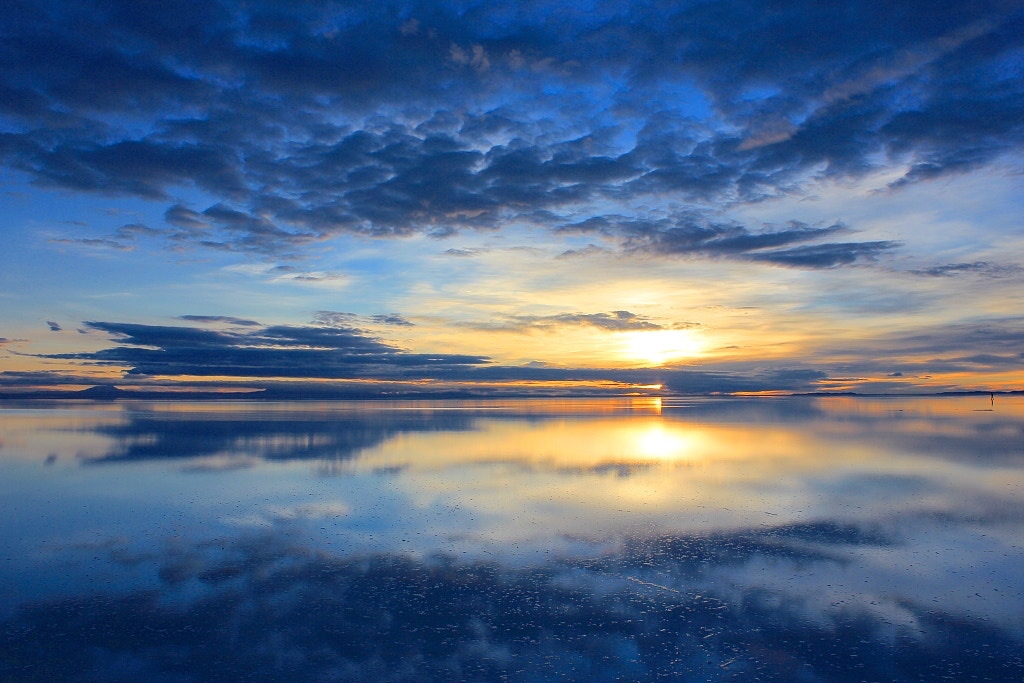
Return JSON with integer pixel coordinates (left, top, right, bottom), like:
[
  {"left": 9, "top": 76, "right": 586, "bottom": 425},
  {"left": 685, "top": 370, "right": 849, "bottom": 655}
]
[{"left": 2, "top": 396, "right": 1022, "bottom": 681}]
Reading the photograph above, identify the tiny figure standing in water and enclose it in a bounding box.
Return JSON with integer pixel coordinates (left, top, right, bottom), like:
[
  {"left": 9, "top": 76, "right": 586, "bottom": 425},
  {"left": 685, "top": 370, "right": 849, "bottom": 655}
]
[{"left": 991, "top": 392, "right": 995, "bottom": 406}]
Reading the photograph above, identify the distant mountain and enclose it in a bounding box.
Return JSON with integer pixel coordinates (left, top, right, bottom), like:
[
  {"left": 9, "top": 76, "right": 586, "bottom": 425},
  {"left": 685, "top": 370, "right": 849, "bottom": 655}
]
[{"left": 77, "top": 385, "right": 126, "bottom": 400}]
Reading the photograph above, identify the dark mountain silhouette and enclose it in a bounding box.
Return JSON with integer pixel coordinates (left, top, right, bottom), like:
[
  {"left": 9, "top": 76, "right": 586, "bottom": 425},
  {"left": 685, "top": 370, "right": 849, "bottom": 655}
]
[{"left": 77, "top": 385, "right": 126, "bottom": 400}]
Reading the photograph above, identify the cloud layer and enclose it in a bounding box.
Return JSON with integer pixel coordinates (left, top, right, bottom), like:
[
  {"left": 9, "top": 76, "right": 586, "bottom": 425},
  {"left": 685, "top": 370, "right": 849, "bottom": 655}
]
[
  {"left": 4, "top": 0, "right": 1020, "bottom": 259},
  {"left": 58, "top": 319, "right": 489, "bottom": 379}
]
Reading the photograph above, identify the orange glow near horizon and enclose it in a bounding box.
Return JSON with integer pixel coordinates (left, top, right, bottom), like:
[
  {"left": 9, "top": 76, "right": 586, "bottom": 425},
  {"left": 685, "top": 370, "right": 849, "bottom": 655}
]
[{"left": 4, "top": 329, "right": 1024, "bottom": 395}]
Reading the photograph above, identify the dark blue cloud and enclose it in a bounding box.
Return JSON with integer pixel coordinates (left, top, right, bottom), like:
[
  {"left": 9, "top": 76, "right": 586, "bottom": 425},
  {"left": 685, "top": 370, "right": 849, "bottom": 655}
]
[
  {"left": 560, "top": 215, "right": 899, "bottom": 267},
  {"left": 744, "top": 240, "right": 897, "bottom": 268},
  {"left": 55, "top": 320, "right": 490, "bottom": 379},
  {"left": 2, "top": 0, "right": 1019, "bottom": 258}
]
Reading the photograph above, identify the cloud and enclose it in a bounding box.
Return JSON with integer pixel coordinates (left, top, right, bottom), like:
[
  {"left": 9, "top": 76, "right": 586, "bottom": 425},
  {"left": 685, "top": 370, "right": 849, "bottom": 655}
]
[
  {"left": 449, "top": 43, "right": 490, "bottom": 72},
  {"left": 910, "top": 261, "right": 1023, "bottom": 278},
  {"left": 886, "top": 319, "right": 1024, "bottom": 358},
  {"left": 313, "top": 311, "right": 415, "bottom": 328},
  {"left": 284, "top": 271, "right": 348, "bottom": 284},
  {"left": 444, "top": 247, "right": 488, "bottom": 257},
  {"left": 370, "top": 314, "right": 415, "bottom": 327},
  {"left": 800, "top": 317, "right": 1024, "bottom": 381},
  {"left": 555, "top": 244, "right": 606, "bottom": 259},
  {"left": 46, "top": 321, "right": 62, "bottom": 332},
  {"left": 164, "top": 204, "right": 209, "bottom": 230},
  {"left": 0, "top": 370, "right": 109, "bottom": 387},
  {"left": 113, "top": 223, "right": 163, "bottom": 240},
  {"left": 222, "top": 263, "right": 350, "bottom": 285},
  {"left": 178, "top": 315, "right": 262, "bottom": 327},
  {"left": 41, "top": 319, "right": 489, "bottom": 380},
  {"left": 599, "top": 215, "right": 899, "bottom": 268},
  {"left": 49, "top": 222, "right": 167, "bottom": 253},
  {"left": 745, "top": 241, "right": 898, "bottom": 268},
  {"left": 1, "top": 1, "right": 1018, "bottom": 255},
  {"left": 465, "top": 310, "right": 671, "bottom": 333},
  {"left": 196, "top": 203, "right": 319, "bottom": 255},
  {"left": 399, "top": 18, "right": 420, "bottom": 36},
  {"left": 48, "top": 236, "right": 134, "bottom": 251}
]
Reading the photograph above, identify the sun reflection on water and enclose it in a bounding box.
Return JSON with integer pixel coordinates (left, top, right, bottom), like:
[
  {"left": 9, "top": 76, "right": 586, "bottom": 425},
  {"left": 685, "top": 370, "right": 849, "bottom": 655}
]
[{"left": 633, "top": 423, "right": 698, "bottom": 460}]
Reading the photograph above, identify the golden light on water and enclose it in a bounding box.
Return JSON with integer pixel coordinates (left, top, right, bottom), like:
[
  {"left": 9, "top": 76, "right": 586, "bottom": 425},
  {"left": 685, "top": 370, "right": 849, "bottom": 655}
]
[{"left": 633, "top": 423, "right": 696, "bottom": 460}]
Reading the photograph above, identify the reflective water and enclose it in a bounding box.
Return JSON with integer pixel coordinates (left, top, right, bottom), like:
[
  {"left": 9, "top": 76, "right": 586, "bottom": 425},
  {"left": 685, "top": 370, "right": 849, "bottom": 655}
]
[{"left": 2, "top": 396, "right": 1022, "bottom": 681}]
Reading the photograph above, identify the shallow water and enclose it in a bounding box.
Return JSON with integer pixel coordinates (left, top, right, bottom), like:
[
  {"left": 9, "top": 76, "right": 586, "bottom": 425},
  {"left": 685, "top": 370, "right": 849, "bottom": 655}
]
[{"left": 2, "top": 395, "right": 1022, "bottom": 681}]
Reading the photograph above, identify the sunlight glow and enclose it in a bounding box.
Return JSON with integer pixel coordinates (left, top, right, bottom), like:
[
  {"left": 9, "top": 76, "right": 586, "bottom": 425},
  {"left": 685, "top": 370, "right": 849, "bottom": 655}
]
[
  {"left": 633, "top": 424, "right": 695, "bottom": 460},
  {"left": 620, "top": 329, "right": 705, "bottom": 366}
]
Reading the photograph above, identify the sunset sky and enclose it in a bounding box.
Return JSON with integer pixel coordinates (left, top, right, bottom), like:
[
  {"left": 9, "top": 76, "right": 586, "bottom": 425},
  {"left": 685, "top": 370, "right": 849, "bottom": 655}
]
[{"left": 2, "top": 0, "right": 1023, "bottom": 396}]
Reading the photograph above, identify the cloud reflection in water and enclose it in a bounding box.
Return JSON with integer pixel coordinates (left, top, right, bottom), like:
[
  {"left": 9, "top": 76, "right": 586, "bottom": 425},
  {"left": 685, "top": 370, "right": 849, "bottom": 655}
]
[{"left": 1, "top": 396, "right": 1022, "bottom": 680}]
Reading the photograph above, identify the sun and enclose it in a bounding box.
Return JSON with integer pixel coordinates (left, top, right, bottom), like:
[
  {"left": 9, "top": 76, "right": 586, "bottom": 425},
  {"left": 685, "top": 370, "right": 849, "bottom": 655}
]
[{"left": 620, "top": 329, "right": 705, "bottom": 367}]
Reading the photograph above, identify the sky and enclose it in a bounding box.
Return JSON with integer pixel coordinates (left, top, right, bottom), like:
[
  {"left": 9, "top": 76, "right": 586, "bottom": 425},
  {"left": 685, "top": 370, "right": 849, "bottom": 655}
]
[{"left": 1, "top": 0, "right": 1023, "bottom": 396}]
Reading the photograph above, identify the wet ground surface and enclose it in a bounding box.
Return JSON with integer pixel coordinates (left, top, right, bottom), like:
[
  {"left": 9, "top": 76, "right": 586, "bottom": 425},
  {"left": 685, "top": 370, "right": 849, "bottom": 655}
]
[{"left": 2, "top": 396, "right": 1022, "bottom": 681}]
